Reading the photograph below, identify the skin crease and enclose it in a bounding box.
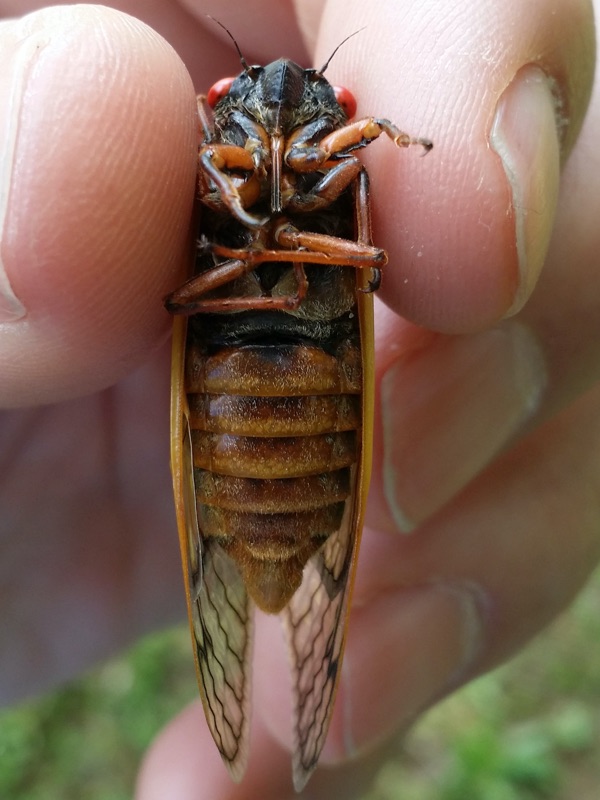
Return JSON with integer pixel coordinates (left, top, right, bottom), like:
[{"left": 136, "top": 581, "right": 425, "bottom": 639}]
[{"left": 0, "top": 0, "right": 599, "bottom": 797}]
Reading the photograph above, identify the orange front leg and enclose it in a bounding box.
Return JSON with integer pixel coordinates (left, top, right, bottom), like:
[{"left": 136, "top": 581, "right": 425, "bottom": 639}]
[
  {"left": 286, "top": 118, "right": 432, "bottom": 172},
  {"left": 321, "top": 117, "right": 433, "bottom": 156},
  {"left": 199, "top": 143, "right": 266, "bottom": 229}
]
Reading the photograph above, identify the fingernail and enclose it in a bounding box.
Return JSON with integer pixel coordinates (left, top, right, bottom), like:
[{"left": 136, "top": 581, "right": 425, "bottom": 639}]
[
  {"left": 0, "top": 19, "right": 49, "bottom": 321},
  {"left": 342, "top": 581, "right": 486, "bottom": 756},
  {"left": 490, "top": 66, "right": 561, "bottom": 316},
  {"left": 382, "top": 323, "right": 546, "bottom": 531}
]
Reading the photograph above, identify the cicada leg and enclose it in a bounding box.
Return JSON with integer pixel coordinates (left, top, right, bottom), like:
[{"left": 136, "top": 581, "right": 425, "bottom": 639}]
[
  {"left": 165, "top": 258, "right": 252, "bottom": 314},
  {"left": 199, "top": 144, "right": 267, "bottom": 229},
  {"left": 286, "top": 116, "right": 432, "bottom": 175},
  {"left": 286, "top": 157, "right": 363, "bottom": 213},
  {"left": 196, "top": 94, "right": 213, "bottom": 143},
  {"left": 353, "top": 168, "right": 381, "bottom": 292},
  {"left": 319, "top": 116, "right": 433, "bottom": 156},
  {"left": 211, "top": 226, "right": 387, "bottom": 270},
  {"left": 165, "top": 257, "right": 309, "bottom": 315}
]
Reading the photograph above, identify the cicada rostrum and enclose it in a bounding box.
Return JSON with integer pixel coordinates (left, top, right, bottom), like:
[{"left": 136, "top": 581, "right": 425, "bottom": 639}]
[{"left": 165, "top": 31, "right": 431, "bottom": 791}]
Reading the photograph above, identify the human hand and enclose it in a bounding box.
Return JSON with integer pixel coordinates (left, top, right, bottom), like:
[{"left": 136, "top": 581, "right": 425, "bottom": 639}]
[{"left": 0, "top": 2, "right": 598, "bottom": 799}]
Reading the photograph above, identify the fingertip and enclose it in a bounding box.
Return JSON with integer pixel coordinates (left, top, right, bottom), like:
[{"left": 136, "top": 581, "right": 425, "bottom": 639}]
[
  {"left": 0, "top": 5, "right": 198, "bottom": 406},
  {"left": 316, "top": 0, "right": 594, "bottom": 333},
  {"left": 135, "top": 701, "right": 295, "bottom": 800},
  {"left": 135, "top": 703, "right": 229, "bottom": 800}
]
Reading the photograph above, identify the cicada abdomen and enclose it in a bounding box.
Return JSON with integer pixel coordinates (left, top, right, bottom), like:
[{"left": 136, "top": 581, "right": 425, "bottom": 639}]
[{"left": 166, "top": 45, "right": 431, "bottom": 792}]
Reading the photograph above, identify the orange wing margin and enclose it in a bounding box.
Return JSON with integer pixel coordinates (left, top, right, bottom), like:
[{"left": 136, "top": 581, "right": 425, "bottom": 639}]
[{"left": 170, "top": 315, "right": 254, "bottom": 781}]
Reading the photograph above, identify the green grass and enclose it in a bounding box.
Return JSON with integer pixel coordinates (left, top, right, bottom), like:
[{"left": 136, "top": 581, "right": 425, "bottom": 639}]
[
  {"left": 367, "top": 568, "right": 600, "bottom": 800},
  {"left": 0, "top": 631, "right": 196, "bottom": 800},
  {"left": 1, "top": 569, "right": 599, "bottom": 799}
]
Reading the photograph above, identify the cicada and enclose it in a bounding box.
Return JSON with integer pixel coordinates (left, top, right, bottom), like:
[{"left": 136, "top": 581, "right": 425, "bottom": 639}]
[{"left": 165, "top": 31, "right": 431, "bottom": 791}]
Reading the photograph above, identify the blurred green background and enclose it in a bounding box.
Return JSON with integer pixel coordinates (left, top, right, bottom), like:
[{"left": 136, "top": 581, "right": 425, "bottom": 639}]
[{"left": 1, "top": 568, "right": 599, "bottom": 800}]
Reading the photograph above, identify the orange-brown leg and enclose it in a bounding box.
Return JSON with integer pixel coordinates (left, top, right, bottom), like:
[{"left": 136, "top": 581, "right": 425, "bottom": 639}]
[
  {"left": 286, "top": 157, "right": 362, "bottom": 212},
  {"left": 353, "top": 168, "right": 381, "bottom": 292},
  {"left": 211, "top": 224, "right": 387, "bottom": 270},
  {"left": 165, "top": 258, "right": 252, "bottom": 314},
  {"left": 165, "top": 258, "right": 309, "bottom": 315},
  {"left": 320, "top": 117, "right": 433, "bottom": 156},
  {"left": 199, "top": 144, "right": 267, "bottom": 229},
  {"left": 286, "top": 117, "right": 432, "bottom": 173}
]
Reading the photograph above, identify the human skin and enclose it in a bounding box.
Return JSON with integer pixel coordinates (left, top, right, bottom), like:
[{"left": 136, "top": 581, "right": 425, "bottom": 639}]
[{"left": 0, "top": 1, "right": 598, "bottom": 798}]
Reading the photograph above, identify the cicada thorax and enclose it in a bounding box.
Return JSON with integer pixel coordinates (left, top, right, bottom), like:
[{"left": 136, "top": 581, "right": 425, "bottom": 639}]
[{"left": 183, "top": 203, "right": 364, "bottom": 614}]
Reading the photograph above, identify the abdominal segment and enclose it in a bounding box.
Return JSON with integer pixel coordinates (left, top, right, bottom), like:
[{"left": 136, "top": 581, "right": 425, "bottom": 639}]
[{"left": 185, "top": 320, "right": 362, "bottom": 614}]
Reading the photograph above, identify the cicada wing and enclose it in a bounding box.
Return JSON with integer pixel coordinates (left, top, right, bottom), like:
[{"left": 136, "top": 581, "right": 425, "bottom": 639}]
[
  {"left": 281, "top": 491, "right": 359, "bottom": 791},
  {"left": 282, "top": 277, "right": 374, "bottom": 792},
  {"left": 187, "top": 516, "right": 254, "bottom": 781},
  {"left": 170, "top": 316, "right": 253, "bottom": 782}
]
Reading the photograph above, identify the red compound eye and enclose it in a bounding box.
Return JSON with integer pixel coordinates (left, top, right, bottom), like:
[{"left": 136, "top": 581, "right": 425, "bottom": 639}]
[
  {"left": 333, "top": 85, "right": 357, "bottom": 119},
  {"left": 207, "top": 77, "right": 235, "bottom": 108}
]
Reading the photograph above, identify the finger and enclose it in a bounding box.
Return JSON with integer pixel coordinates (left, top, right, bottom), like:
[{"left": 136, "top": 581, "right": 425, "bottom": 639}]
[
  {"left": 0, "top": 349, "right": 184, "bottom": 703},
  {"left": 390, "top": 47, "right": 600, "bottom": 526},
  {"left": 518, "top": 67, "right": 600, "bottom": 419},
  {"left": 0, "top": 0, "right": 240, "bottom": 87},
  {"left": 370, "top": 312, "right": 549, "bottom": 532},
  {"left": 368, "top": 13, "right": 600, "bottom": 531},
  {"left": 321, "top": 383, "right": 600, "bottom": 763},
  {"left": 316, "top": 0, "right": 594, "bottom": 332},
  {"left": 135, "top": 697, "right": 389, "bottom": 800},
  {"left": 0, "top": 5, "right": 198, "bottom": 406},
  {"left": 135, "top": 702, "right": 295, "bottom": 800}
]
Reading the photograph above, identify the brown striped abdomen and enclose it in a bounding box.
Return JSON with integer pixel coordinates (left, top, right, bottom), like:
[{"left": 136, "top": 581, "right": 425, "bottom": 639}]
[{"left": 185, "top": 339, "right": 362, "bottom": 613}]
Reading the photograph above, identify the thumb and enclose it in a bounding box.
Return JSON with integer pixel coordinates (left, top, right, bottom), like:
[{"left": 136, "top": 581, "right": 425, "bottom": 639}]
[{"left": 0, "top": 5, "right": 197, "bottom": 407}]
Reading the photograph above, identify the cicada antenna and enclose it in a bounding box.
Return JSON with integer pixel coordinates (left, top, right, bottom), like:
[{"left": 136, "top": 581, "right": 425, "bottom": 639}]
[
  {"left": 207, "top": 16, "right": 250, "bottom": 72},
  {"left": 319, "top": 28, "right": 366, "bottom": 74}
]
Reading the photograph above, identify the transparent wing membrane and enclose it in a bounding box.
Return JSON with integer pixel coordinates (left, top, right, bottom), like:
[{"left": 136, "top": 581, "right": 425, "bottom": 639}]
[{"left": 283, "top": 491, "right": 360, "bottom": 791}]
